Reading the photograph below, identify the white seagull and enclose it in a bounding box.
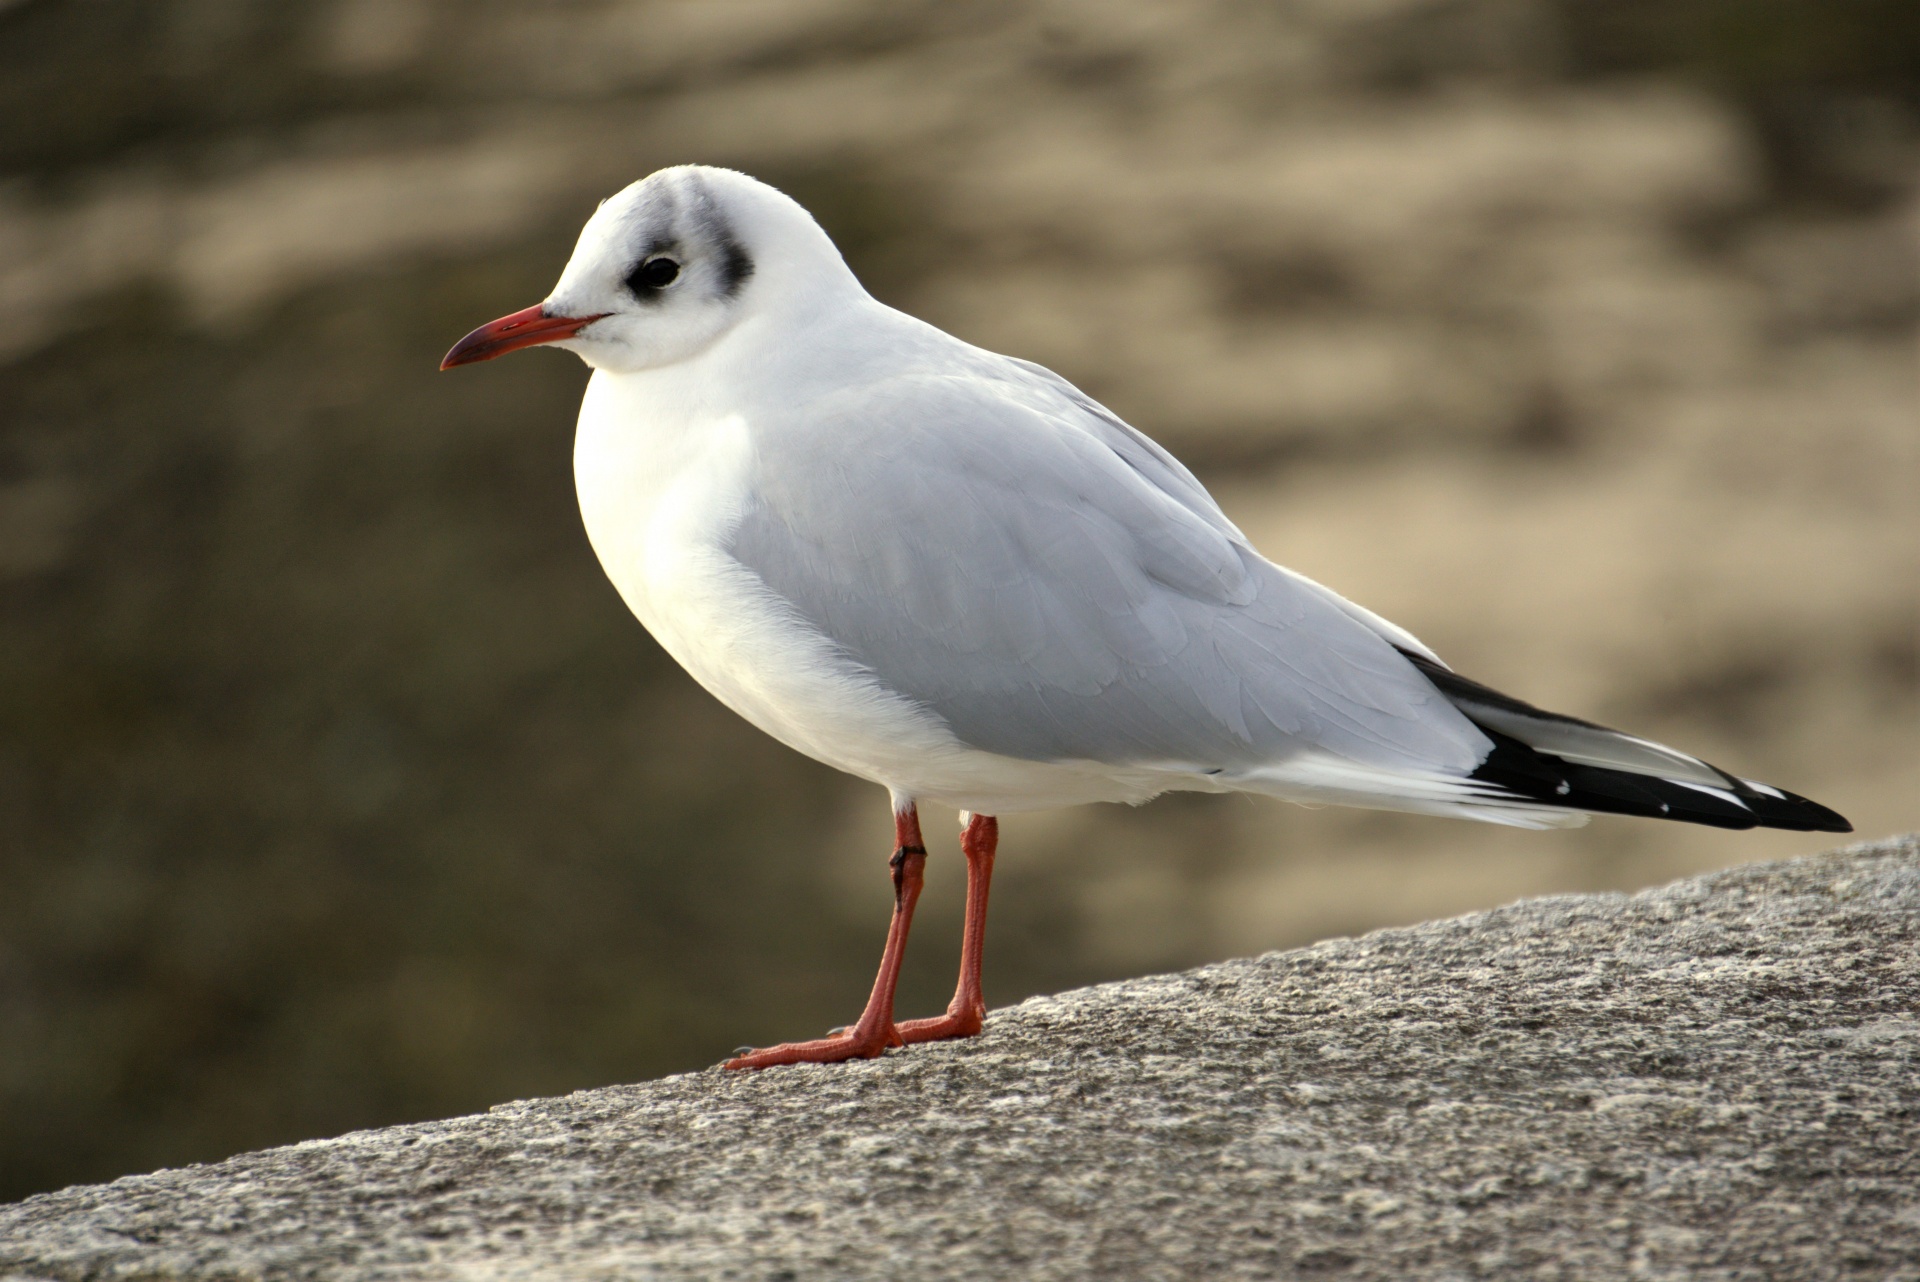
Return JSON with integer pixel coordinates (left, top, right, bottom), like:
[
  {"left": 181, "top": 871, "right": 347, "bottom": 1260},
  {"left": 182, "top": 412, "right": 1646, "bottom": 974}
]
[{"left": 442, "top": 165, "right": 1849, "bottom": 1070}]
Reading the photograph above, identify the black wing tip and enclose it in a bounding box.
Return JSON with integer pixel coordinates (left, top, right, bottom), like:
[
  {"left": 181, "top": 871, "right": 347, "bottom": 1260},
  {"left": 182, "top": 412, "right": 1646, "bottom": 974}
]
[
  {"left": 1397, "top": 648, "right": 1854, "bottom": 835},
  {"left": 1736, "top": 782, "right": 1852, "bottom": 834},
  {"left": 1469, "top": 731, "right": 1852, "bottom": 834}
]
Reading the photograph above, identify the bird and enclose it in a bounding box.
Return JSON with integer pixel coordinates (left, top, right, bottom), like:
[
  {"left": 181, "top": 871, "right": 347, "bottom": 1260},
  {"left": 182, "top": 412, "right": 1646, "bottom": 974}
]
[{"left": 440, "top": 164, "right": 1850, "bottom": 1071}]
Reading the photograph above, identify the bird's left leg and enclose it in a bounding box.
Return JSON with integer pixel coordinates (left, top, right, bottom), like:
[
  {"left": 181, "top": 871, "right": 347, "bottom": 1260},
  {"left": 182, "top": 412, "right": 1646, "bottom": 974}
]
[
  {"left": 723, "top": 803, "right": 928, "bottom": 1070},
  {"left": 897, "top": 812, "right": 997, "bottom": 1044}
]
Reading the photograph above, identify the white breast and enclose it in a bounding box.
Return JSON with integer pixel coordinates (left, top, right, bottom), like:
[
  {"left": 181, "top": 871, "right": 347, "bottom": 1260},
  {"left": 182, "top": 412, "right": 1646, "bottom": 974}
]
[{"left": 571, "top": 370, "right": 943, "bottom": 782}]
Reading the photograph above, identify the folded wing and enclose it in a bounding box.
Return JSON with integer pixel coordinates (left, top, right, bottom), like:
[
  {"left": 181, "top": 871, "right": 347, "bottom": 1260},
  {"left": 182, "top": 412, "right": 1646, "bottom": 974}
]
[{"left": 727, "top": 359, "right": 1493, "bottom": 782}]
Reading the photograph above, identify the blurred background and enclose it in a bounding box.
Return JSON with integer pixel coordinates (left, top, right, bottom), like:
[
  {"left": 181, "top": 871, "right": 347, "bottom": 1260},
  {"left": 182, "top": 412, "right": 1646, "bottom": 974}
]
[{"left": 1, "top": 0, "right": 1915, "bottom": 1200}]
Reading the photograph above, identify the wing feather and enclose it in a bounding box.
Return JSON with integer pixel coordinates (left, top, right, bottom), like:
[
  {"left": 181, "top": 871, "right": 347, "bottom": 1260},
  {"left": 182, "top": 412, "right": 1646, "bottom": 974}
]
[{"left": 727, "top": 356, "right": 1489, "bottom": 777}]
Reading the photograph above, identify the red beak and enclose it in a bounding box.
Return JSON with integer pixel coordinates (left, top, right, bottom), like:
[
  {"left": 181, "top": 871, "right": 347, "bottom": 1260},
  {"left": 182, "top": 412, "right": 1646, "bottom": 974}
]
[{"left": 439, "top": 304, "right": 610, "bottom": 369}]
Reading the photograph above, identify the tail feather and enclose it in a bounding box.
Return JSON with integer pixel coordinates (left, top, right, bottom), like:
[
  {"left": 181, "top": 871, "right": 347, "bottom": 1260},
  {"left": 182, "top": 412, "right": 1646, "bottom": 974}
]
[{"left": 1400, "top": 651, "right": 1852, "bottom": 835}]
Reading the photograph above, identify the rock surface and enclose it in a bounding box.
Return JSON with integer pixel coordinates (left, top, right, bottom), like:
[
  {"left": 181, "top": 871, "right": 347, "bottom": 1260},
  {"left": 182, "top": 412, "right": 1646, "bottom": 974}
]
[{"left": 4, "top": 835, "right": 1917, "bottom": 1281}]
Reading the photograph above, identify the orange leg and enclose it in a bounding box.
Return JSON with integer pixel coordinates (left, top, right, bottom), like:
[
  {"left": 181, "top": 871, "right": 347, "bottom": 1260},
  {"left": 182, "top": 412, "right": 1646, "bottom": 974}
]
[
  {"left": 897, "top": 813, "right": 997, "bottom": 1044},
  {"left": 724, "top": 805, "right": 928, "bottom": 1070}
]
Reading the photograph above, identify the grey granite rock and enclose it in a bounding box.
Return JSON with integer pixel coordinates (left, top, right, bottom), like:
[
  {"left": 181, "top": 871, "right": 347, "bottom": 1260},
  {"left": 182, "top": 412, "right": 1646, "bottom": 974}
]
[{"left": 4, "top": 835, "right": 1917, "bottom": 1281}]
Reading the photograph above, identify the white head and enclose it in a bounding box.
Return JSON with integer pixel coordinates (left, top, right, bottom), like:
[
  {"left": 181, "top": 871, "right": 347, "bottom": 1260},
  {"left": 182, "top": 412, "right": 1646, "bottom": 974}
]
[{"left": 441, "top": 166, "right": 860, "bottom": 375}]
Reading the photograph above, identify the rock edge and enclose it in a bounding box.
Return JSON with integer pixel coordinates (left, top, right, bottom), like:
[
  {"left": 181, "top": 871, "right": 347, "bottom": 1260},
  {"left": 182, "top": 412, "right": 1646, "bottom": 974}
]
[{"left": 4, "top": 834, "right": 1918, "bottom": 1281}]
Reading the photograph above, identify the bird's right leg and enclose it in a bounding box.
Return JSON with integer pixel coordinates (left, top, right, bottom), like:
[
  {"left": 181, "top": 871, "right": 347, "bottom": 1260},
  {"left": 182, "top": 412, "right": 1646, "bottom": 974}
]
[{"left": 723, "top": 802, "right": 928, "bottom": 1070}]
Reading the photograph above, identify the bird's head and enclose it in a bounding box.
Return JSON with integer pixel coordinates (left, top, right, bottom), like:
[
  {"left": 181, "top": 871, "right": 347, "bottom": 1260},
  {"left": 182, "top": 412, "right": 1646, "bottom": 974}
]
[{"left": 441, "top": 165, "right": 854, "bottom": 375}]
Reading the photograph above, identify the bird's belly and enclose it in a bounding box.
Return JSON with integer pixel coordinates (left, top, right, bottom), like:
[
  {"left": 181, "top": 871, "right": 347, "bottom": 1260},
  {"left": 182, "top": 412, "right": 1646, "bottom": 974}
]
[
  {"left": 575, "top": 411, "right": 897, "bottom": 770},
  {"left": 571, "top": 397, "right": 1188, "bottom": 813}
]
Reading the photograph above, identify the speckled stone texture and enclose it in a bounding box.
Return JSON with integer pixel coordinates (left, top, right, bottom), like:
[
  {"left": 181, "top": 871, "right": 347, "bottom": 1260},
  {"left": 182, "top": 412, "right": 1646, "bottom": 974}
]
[{"left": 4, "top": 835, "right": 1916, "bottom": 1281}]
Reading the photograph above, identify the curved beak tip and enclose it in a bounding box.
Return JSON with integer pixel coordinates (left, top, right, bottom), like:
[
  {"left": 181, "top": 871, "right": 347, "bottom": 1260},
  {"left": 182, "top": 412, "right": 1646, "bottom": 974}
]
[{"left": 439, "top": 304, "right": 608, "bottom": 370}]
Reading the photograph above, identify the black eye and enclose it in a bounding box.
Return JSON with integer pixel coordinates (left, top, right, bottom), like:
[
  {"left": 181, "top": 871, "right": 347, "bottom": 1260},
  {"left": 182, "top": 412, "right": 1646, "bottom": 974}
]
[{"left": 628, "top": 257, "right": 680, "bottom": 291}]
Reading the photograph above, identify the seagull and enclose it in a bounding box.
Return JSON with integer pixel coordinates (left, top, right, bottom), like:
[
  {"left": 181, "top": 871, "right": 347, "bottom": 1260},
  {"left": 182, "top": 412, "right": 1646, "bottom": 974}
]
[{"left": 441, "top": 165, "right": 1850, "bottom": 1071}]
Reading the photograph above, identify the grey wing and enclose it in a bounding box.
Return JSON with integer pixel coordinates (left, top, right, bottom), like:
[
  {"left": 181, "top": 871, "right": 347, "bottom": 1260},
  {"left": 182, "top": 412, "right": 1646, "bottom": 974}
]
[
  {"left": 728, "top": 365, "right": 1488, "bottom": 776},
  {"left": 1004, "top": 356, "right": 1449, "bottom": 665}
]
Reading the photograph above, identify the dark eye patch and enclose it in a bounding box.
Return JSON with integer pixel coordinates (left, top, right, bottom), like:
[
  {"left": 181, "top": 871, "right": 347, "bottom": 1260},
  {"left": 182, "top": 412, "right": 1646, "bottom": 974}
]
[{"left": 627, "top": 257, "right": 680, "bottom": 293}]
